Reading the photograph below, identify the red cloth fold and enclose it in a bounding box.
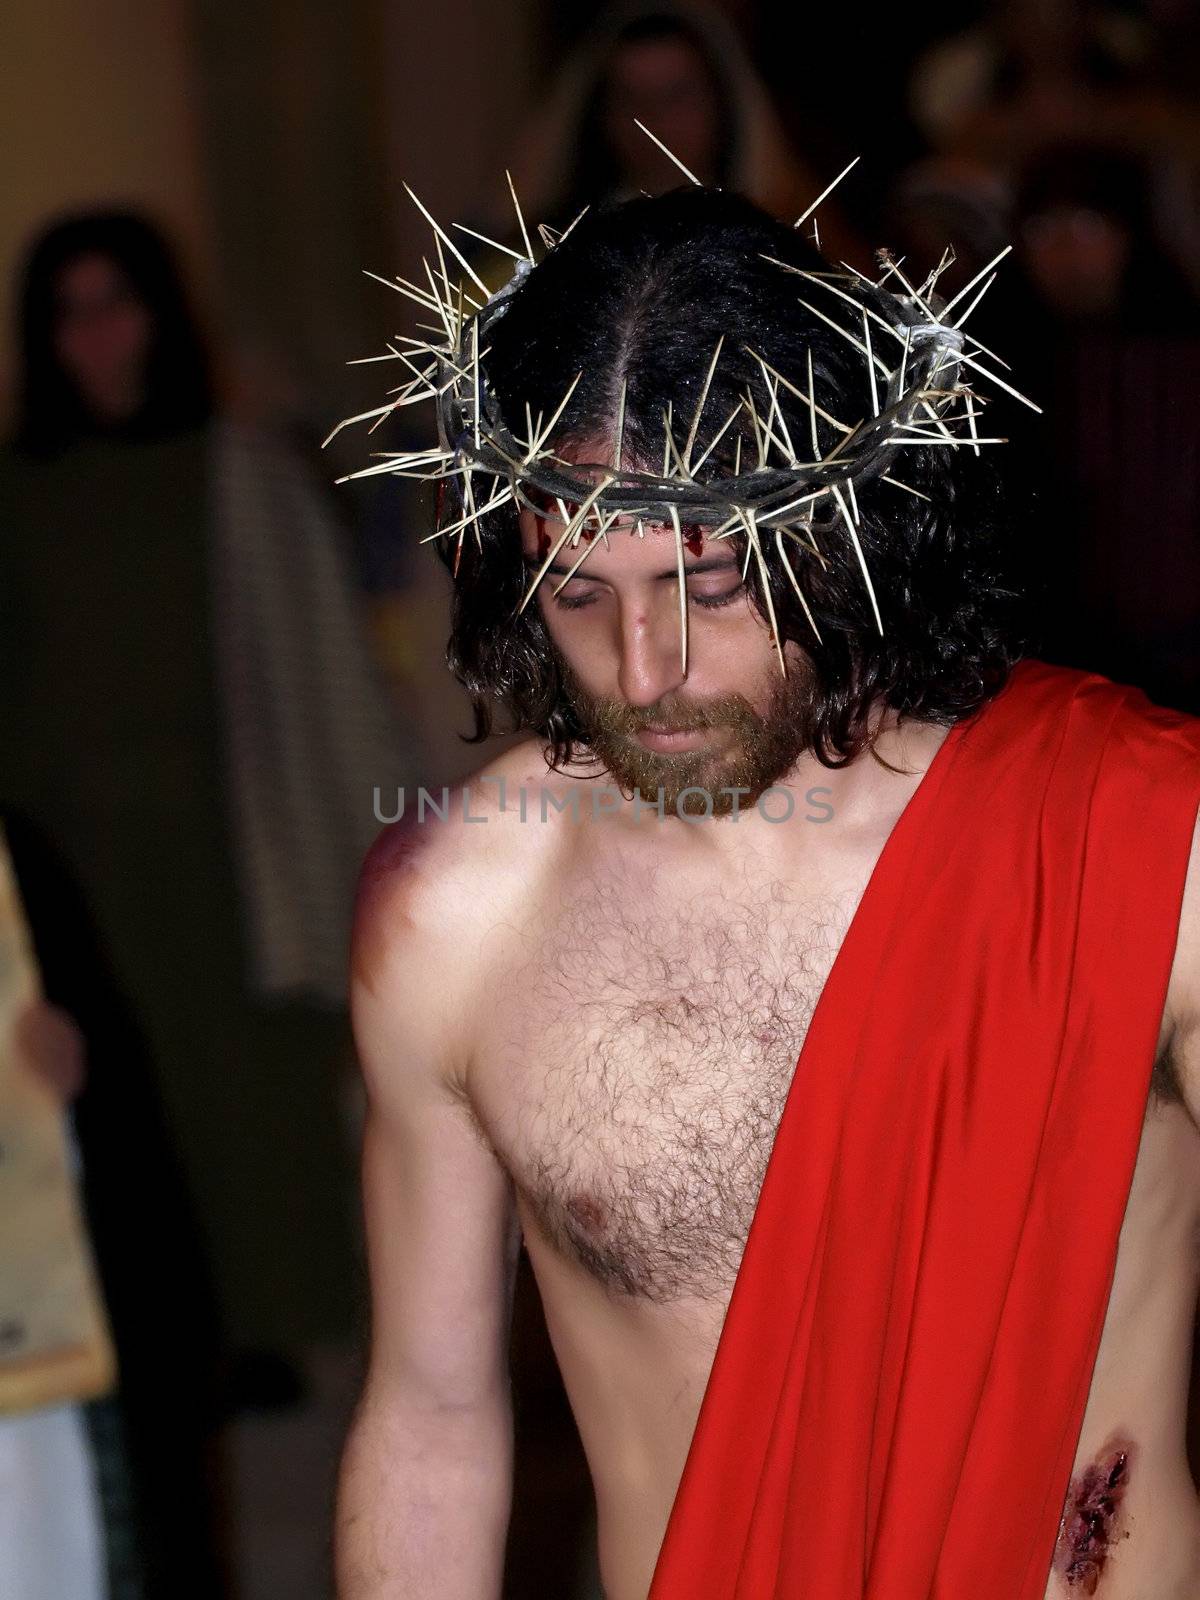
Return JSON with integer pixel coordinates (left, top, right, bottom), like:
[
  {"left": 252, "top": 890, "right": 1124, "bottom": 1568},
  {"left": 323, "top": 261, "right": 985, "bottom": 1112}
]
[{"left": 648, "top": 659, "right": 1200, "bottom": 1600}]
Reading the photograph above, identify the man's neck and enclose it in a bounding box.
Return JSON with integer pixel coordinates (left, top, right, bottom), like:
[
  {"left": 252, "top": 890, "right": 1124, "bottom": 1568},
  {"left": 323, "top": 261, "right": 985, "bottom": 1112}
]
[{"left": 567, "top": 705, "right": 951, "bottom": 866}]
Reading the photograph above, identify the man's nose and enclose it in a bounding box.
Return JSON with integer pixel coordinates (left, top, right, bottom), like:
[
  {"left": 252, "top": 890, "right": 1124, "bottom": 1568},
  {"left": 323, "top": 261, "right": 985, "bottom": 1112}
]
[{"left": 615, "top": 598, "right": 689, "bottom": 708}]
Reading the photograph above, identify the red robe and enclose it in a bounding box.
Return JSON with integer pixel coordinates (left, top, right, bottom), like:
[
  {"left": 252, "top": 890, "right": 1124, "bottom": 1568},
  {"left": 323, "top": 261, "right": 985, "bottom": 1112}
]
[{"left": 648, "top": 658, "right": 1200, "bottom": 1600}]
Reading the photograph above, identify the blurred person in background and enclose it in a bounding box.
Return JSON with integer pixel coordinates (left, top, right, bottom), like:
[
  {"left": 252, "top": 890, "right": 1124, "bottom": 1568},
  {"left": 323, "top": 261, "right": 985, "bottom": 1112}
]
[
  {"left": 996, "top": 142, "right": 1200, "bottom": 712},
  {"left": 1015, "top": 140, "right": 1197, "bottom": 330},
  {"left": 907, "top": 0, "right": 1200, "bottom": 293},
  {"left": 882, "top": 153, "right": 1013, "bottom": 304},
  {"left": 480, "top": 0, "right": 864, "bottom": 265},
  {"left": 0, "top": 210, "right": 420, "bottom": 1431},
  {"left": 909, "top": 0, "right": 1148, "bottom": 165},
  {"left": 2, "top": 807, "right": 232, "bottom": 1598}
]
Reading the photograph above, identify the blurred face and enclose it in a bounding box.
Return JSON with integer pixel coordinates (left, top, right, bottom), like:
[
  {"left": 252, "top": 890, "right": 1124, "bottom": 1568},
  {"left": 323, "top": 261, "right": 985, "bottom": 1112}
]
[
  {"left": 518, "top": 440, "right": 816, "bottom": 816},
  {"left": 602, "top": 35, "right": 722, "bottom": 192},
  {"left": 53, "top": 251, "right": 152, "bottom": 422},
  {"left": 1020, "top": 206, "right": 1131, "bottom": 319}
]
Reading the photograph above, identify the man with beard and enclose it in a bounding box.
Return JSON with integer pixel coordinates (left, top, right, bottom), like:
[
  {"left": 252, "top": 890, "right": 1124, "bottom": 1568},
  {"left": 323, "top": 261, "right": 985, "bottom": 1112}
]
[{"left": 334, "top": 188, "right": 1200, "bottom": 1600}]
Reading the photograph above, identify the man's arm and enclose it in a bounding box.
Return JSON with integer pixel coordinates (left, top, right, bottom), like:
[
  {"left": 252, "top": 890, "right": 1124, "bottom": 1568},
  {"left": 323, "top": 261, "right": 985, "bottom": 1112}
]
[{"left": 335, "top": 818, "right": 521, "bottom": 1599}]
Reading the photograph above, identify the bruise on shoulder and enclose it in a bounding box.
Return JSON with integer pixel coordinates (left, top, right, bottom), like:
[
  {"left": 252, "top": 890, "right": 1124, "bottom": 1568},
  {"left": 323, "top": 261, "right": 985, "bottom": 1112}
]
[
  {"left": 1051, "top": 1434, "right": 1136, "bottom": 1594},
  {"left": 350, "top": 814, "right": 430, "bottom": 996}
]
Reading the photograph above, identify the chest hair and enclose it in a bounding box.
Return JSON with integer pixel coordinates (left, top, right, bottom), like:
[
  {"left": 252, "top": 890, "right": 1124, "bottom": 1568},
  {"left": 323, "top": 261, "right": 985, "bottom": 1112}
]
[{"left": 497, "top": 867, "right": 857, "bottom": 1303}]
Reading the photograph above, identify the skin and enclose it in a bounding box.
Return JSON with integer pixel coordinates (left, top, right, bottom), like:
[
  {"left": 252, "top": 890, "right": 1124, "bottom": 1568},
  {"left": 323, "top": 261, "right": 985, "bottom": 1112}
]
[
  {"left": 52, "top": 252, "right": 153, "bottom": 424},
  {"left": 335, "top": 439, "right": 1200, "bottom": 1599}
]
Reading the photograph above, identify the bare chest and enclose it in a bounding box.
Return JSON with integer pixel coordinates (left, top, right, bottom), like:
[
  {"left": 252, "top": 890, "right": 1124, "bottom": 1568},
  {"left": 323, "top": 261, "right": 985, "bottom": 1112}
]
[{"left": 471, "top": 868, "right": 862, "bottom": 1303}]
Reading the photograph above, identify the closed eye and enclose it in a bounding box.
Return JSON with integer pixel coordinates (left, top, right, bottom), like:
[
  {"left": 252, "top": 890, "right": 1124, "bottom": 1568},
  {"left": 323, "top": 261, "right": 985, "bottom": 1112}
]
[
  {"left": 691, "top": 582, "right": 748, "bottom": 610},
  {"left": 552, "top": 579, "right": 747, "bottom": 612}
]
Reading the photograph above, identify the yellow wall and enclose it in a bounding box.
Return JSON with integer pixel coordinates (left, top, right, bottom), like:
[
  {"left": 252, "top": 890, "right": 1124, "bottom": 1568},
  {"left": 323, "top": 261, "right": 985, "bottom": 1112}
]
[{"left": 0, "top": 0, "right": 212, "bottom": 412}]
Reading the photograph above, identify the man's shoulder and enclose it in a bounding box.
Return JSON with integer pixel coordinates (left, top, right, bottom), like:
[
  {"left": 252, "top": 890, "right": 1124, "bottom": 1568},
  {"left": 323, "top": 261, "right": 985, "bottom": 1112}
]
[
  {"left": 1006, "top": 663, "right": 1200, "bottom": 1109},
  {"left": 1002, "top": 657, "right": 1192, "bottom": 718},
  {"left": 351, "top": 736, "right": 577, "bottom": 988},
  {"left": 1003, "top": 657, "right": 1200, "bottom": 759}
]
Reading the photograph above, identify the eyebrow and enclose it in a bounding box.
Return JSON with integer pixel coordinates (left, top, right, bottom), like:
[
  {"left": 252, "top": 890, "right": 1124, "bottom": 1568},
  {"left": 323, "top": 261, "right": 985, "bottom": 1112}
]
[{"left": 519, "top": 553, "right": 742, "bottom": 580}]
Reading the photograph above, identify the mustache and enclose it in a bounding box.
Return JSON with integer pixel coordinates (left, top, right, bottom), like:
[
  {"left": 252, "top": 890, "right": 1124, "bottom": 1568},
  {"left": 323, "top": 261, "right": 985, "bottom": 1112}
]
[{"left": 581, "top": 693, "right": 760, "bottom": 736}]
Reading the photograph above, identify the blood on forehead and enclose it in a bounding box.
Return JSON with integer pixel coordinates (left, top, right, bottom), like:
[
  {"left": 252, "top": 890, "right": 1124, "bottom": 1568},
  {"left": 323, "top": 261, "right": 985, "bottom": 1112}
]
[{"left": 525, "top": 485, "right": 707, "bottom": 561}]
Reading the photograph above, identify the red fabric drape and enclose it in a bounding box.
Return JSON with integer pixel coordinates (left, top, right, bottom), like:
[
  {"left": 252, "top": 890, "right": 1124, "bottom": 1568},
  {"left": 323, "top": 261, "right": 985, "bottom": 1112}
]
[{"left": 648, "top": 658, "right": 1200, "bottom": 1600}]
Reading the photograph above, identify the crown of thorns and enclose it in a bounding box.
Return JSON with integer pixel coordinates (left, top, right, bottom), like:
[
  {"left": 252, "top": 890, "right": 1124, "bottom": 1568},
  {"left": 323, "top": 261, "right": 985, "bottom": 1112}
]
[{"left": 331, "top": 132, "right": 1039, "bottom": 672}]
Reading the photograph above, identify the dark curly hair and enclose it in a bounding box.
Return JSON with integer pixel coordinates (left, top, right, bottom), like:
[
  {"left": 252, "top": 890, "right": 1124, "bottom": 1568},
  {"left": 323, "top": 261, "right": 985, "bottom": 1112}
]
[{"left": 435, "top": 187, "right": 1029, "bottom": 769}]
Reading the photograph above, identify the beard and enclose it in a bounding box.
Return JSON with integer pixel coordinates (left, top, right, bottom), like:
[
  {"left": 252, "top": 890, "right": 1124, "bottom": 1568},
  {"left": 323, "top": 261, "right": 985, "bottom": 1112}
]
[{"left": 558, "top": 653, "right": 820, "bottom": 818}]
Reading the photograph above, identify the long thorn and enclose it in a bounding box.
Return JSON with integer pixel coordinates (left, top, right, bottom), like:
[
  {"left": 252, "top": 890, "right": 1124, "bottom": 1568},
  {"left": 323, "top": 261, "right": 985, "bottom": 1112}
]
[
  {"left": 863, "top": 311, "right": 879, "bottom": 417},
  {"left": 662, "top": 406, "right": 689, "bottom": 479},
  {"left": 877, "top": 255, "right": 936, "bottom": 321},
  {"left": 420, "top": 257, "right": 454, "bottom": 343},
  {"left": 881, "top": 475, "right": 932, "bottom": 501},
  {"left": 762, "top": 257, "right": 906, "bottom": 353},
  {"left": 362, "top": 268, "right": 440, "bottom": 314},
  {"left": 403, "top": 183, "right": 490, "bottom": 294},
  {"left": 763, "top": 488, "right": 825, "bottom": 523},
  {"left": 831, "top": 483, "right": 883, "bottom": 635},
  {"left": 754, "top": 360, "right": 795, "bottom": 463},
  {"left": 551, "top": 511, "right": 620, "bottom": 593},
  {"left": 796, "top": 297, "right": 891, "bottom": 378},
  {"left": 557, "top": 205, "right": 591, "bottom": 246},
  {"left": 693, "top": 400, "right": 745, "bottom": 473},
  {"left": 519, "top": 479, "right": 612, "bottom": 610},
  {"left": 794, "top": 155, "right": 860, "bottom": 229},
  {"left": 739, "top": 508, "right": 786, "bottom": 674},
  {"left": 807, "top": 348, "right": 819, "bottom": 458},
  {"left": 684, "top": 336, "right": 725, "bottom": 469},
  {"left": 743, "top": 385, "right": 768, "bottom": 471},
  {"left": 951, "top": 348, "right": 1042, "bottom": 413},
  {"left": 417, "top": 483, "right": 514, "bottom": 541},
  {"left": 940, "top": 244, "right": 1013, "bottom": 320},
  {"left": 472, "top": 320, "right": 481, "bottom": 449},
  {"left": 524, "top": 372, "right": 584, "bottom": 461},
  {"left": 775, "top": 525, "right": 823, "bottom": 645},
  {"left": 634, "top": 120, "right": 703, "bottom": 186},
  {"left": 950, "top": 272, "right": 996, "bottom": 331},
  {"left": 451, "top": 222, "right": 525, "bottom": 262},
  {"left": 668, "top": 505, "right": 690, "bottom": 675},
  {"left": 506, "top": 169, "right": 534, "bottom": 261}
]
